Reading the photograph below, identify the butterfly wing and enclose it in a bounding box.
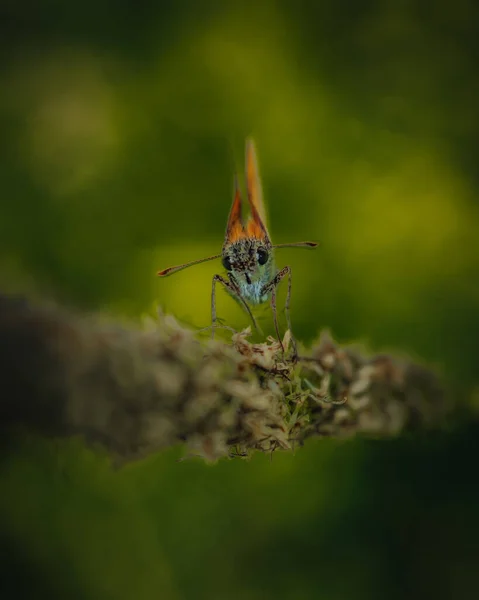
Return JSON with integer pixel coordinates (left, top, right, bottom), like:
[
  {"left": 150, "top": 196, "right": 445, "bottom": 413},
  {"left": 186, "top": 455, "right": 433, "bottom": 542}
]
[
  {"left": 245, "top": 138, "right": 270, "bottom": 243},
  {"left": 224, "top": 139, "right": 271, "bottom": 245},
  {"left": 224, "top": 175, "right": 245, "bottom": 245}
]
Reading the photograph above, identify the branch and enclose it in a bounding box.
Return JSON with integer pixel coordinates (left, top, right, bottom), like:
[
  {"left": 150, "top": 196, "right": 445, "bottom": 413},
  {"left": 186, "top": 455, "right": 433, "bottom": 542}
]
[{"left": 0, "top": 294, "right": 451, "bottom": 463}]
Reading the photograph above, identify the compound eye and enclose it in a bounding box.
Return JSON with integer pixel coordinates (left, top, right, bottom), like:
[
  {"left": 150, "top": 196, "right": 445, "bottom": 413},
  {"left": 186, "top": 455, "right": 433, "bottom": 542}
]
[
  {"left": 222, "top": 255, "right": 233, "bottom": 271},
  {"left": 257, "top": 247, "right": 269, "bottom": 265}
]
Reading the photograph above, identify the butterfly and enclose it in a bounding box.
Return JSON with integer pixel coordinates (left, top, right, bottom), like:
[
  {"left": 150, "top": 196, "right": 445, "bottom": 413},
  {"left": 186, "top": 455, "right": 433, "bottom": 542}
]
[{"left": 157, "top": 139, "right": 318, "bottom": 354}]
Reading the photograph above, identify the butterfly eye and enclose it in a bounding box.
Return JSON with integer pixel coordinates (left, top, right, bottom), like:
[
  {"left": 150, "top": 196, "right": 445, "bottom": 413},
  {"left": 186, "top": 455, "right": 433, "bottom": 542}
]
[
  {"left": 222, "top": 255, "right": 233, "bottom": 271},
  {"left": 257, "top": 247, "right": 269, "bottom": 265}
]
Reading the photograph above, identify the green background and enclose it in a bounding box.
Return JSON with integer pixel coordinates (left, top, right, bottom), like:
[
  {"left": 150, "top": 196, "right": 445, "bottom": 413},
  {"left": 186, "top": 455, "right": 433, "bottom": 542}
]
[{"left": 1, "top": 2, "right": 478, "bottom": 598}]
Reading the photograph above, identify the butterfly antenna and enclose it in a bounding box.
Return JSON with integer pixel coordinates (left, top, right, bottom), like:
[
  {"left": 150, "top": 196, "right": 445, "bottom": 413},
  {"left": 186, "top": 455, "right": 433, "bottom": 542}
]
[
  {"left": 157, "top": 254, "right": 222, "bottom": 277},
  {"left": 273, "top": 241, "right": 319, "bottom": 249}
]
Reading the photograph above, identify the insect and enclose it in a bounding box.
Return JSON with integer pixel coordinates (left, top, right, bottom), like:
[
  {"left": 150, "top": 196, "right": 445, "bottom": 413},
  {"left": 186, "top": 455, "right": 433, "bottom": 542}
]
[{"left": 157, "top": 139, "right": 318, "bottom": 354}]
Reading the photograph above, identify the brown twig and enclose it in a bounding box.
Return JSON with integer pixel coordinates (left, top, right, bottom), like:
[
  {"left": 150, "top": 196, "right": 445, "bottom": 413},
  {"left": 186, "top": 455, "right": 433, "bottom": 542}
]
[{"left": 0, "top": 294, "right": 450, "bottom": 463}]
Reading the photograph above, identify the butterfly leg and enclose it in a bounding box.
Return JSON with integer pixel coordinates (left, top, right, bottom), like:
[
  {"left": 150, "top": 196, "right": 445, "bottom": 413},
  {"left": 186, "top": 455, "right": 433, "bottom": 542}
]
[
  {"left": 261, "top": 266, "right": 297, "bottom": 358},
  {"left": 283, "top": 266, "right": 298, "bottom": 360},
  {"left": 211, "top": 274, "right": 258, "bottom": 339}
]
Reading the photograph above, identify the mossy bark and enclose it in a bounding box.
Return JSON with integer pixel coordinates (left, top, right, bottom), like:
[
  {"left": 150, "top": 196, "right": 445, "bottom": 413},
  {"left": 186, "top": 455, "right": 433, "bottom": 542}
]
[{"left": 0, "top": 294, "right": 450, "bottom": 463}]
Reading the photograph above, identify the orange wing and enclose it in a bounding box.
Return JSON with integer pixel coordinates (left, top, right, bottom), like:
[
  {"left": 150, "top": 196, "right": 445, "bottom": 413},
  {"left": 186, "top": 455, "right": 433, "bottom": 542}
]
[
  {"left": 245, "top": 138, "right": 269, "bottom": 242},
  {"left": 224, "top": 140, "right": 270, "bottom": 244},
  {"left": 224, "top": 175, "right": 246, "bottom": 244}
]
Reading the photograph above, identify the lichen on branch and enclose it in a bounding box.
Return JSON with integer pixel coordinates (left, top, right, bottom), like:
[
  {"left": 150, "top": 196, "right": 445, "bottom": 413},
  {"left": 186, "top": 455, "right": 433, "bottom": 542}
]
[{"left": 0, "top": 294, "right": 448, "bottom": 463}]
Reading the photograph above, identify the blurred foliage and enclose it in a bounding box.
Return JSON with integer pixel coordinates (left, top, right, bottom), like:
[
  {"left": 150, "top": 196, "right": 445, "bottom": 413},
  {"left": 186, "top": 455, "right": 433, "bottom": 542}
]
[{"left": 1, "top": 1, "right": 478, "bottom": 599}]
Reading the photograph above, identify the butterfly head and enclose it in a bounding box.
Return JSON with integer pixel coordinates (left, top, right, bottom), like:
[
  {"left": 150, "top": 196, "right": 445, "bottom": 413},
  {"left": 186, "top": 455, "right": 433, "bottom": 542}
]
[{"left": 222, "top": 237, "right": 274, "bottom": 286}]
